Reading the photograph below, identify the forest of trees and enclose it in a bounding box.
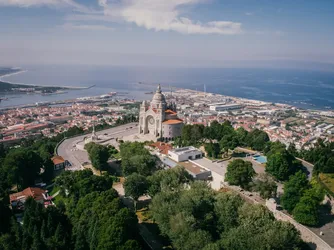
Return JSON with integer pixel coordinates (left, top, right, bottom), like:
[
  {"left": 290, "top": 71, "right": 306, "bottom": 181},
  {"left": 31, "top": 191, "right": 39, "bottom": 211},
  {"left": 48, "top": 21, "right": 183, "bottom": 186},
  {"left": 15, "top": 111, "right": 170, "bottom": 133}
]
[
  {"left": 280, "top": 171, "right": 325, "bottom": 226},
  {"left": 300, "top": 139, "right": 334, "bottom": 174},
  {"left": 264, "top": 141, "right": 302, "bottom": 181},
  {"left": 150, "top": 180, "right": 305, "bottom": 250},
  {"left": 176, "top": 121, "right": 270, "bottom": 157},
  {"left": 120, "top": 142, "right": 157, "bottom": 176},
  {"left": 1, "top": 117, "right": 333, "bottom": 249},
  {"left": 0, "top": 170, "right": 143, "bottom": 250}
]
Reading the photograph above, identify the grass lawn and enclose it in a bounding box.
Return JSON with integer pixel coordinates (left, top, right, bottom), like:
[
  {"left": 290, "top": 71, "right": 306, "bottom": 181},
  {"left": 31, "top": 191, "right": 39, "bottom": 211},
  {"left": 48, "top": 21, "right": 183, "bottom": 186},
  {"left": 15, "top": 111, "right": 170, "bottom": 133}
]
[
  {"left": 49, "top": 186, "right": 60, "bottom": 196},
  {"left": 319, "top": 173, "right": 334, "bottom": 194},
  {"left": 136, "top": 208, "right": 153, "bottom": 223}
]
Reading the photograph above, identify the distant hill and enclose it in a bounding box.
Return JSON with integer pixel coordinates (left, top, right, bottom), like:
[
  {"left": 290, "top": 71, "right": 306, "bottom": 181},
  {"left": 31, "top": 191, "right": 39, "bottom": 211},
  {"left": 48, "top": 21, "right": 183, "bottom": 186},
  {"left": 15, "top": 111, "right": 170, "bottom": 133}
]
[{"left": 0, "top": 81, "right": 30, "bottom": 91}]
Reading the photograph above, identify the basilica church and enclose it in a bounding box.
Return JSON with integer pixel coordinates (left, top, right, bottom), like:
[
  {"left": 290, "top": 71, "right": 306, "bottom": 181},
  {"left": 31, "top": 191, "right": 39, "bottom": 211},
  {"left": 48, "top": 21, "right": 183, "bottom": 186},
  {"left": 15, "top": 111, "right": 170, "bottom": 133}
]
[{"left": 138, "top": 85, "right": 183, "bottom": 140}]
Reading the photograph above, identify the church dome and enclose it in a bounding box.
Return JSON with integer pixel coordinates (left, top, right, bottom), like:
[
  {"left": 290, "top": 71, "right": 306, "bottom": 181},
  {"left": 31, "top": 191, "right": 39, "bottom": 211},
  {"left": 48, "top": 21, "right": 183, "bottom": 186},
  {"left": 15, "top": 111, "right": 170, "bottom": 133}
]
[{"left": 151, "top": 84, "right": 166, "bottom": 108}]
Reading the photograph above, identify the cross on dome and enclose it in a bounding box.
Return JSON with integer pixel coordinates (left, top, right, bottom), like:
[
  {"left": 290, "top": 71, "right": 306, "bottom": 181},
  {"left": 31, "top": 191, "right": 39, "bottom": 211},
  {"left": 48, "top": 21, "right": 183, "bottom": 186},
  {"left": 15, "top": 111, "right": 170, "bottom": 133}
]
[{"left": 157, "top": 84, "right": 161, "bottom": 93}]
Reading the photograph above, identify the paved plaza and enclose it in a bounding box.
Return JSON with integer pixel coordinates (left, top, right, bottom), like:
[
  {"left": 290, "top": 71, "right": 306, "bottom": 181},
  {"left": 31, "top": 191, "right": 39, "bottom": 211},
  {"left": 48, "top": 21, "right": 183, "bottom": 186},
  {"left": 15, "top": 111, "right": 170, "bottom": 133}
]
[{"left": 57, "top": 123, "right": 138, "bottom": 170}]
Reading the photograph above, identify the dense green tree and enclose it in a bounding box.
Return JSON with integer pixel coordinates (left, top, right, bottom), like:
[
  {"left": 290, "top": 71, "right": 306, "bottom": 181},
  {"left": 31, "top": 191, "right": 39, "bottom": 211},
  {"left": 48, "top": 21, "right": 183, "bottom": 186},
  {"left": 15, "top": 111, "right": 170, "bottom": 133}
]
[
  {"left": 0, "top": 143, "right": 7, "bottom": 159},
  {"left": 147, "top": 166, "right": 193, "bottom": 197},
  {"left": 205, "top": 143, "right": 220, "bottom": 158},
  {"left": 125, "top": 154, "right": 157, "bottom": 176},
  {"left": 124, "top": 173, "right": 148, "bottom": 208},
  {"left": 214, "top": 192, "right": 243, "bottom": 233},
  {"left": 150, "top": 179, "right": 303, "bottom": 250},
  {"left": 281, "top": 171, "right": 310, "bottom": 213},
  {"left": 251, "top": 173, "right": 277, "bottom": 199},
  {"left": 0, "top": 234, "right": 18, "bottom": 250},
  {"left": 301, "top": 140, "right": 334, "bottom": 174},
  {"left": 221, "top": 203, "right": 302, "bottom": 250},
  {"left": 235, "top": 127, "right": 249, "bottom": 147},
  {"left": 181, "top": 124, "right": 205, "bottom": 145},
  {"left": 182, "top": 122, "right": 269, "bottom": 152},
  {"left": 287, "top": 143, "right": 299, "bottom": 157},
  {"left": 107, "top": 145, "right": 118, "bottom": 157},
  {"left": 69, "top": 188, "right": 141, "bottom": 250},
  {"left": 0, "top": 200, "right": 12, "bottom": 234},
  {"left": 2, "top": 149, "right": 43, "bottom": 190},
  {"left": 292, "top": 195, "right": 319, "bottom": 226},
  {"left": 85, "top": 143, "right": 110, "bottom": 173},
  {"left": 220, "top": 133, "right": 239, "bottom": 153},
  {"left": 246, "top": 129, "right": 270, "bottom": 151},
  {"left": 225, "top": 159, "right": 255, "bottom": 189},
  {"left": 292, "top": 183, "right": 324, "bottom": 226},
  {"left": 55, "top": 169, "right": 113, "bottom": 200},
  {"left": 266, "top": 150, "right": 301, "bottom": 181},
  {"left": 264, "top": 141, "right": 286, "bottom": 156},
  {"left": 204, "top": 120, "right": 222, "bottom": 140},
  {"left": 120, "top": 142, "right": 156, "bottom": 176}
]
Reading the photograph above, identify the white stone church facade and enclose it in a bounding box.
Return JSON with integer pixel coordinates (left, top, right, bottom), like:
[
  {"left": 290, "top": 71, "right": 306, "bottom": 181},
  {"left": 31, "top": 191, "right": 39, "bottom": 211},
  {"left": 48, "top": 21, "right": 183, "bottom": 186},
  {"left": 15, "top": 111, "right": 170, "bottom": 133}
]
[{"left": 138, "top": 85, "right": 183, "bottom": 140}]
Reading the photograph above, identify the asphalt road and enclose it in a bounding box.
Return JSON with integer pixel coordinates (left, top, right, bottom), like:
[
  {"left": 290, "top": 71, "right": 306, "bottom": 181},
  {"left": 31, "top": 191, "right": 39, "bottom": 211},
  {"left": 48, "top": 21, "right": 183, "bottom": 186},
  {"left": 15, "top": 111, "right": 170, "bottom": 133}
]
[{"left": 57, "top": 123, "right": 138, "bottom": 170}]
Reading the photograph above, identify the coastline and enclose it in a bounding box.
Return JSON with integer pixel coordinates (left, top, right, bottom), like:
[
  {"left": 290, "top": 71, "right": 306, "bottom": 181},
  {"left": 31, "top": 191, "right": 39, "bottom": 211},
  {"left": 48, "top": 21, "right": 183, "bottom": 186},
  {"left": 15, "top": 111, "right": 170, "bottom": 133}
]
[
  {"left": 1, "top": 68, "right": 333, "bottom": 112},
  {"left": 141, "top": 83, "right": 333, "bottom": 112},
  {"left": 0, "top": 69, "right": 95, "bottom": 90},
  {"left": 1, "top": 84, "right": 333, "bottom": 114},
  {"left": 0, "top": 69, "right": 28, "bottom": 79}
]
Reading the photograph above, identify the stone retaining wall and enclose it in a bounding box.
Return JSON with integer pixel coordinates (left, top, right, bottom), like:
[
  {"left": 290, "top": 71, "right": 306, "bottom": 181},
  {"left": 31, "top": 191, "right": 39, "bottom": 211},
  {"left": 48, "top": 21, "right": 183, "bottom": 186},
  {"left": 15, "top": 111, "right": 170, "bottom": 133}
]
[{"left": 266, "top": 203, "right": 332, "bottom": 250}]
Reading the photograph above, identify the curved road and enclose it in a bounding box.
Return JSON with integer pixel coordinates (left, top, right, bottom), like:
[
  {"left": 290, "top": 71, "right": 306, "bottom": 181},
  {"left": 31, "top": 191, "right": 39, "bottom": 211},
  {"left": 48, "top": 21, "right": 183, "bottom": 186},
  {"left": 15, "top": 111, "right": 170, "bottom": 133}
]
[{"left": 57, "top": 123, "right": 138, "bottom": 171}]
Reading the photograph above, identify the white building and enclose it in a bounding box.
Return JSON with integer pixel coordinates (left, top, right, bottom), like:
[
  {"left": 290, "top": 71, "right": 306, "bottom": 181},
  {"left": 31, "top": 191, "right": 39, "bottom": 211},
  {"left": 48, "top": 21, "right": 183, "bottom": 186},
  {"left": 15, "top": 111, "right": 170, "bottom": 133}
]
[
  {"left": 138, "top": 85, "right": 183, "bottom": 140},
  {"left": 209, "top": 104, "right": 243, "bottom": 112},
  {"left": 168, "top": 146, "right": 204, "bottom": 162}
]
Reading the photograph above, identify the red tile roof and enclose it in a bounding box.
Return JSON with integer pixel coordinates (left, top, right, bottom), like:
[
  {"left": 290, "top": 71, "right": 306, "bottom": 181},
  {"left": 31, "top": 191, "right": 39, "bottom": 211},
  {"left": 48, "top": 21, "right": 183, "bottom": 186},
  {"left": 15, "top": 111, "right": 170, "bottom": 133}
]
[
  {"left": 10, "top": 187, "right": 46, "bottom": 203},
  {"left": 51, "top": 156, "right": 65, "bottom": 165},
  {"left": 150, "top": 142, "right": 173, "bottom": 155},
  {"left": 165, "top": 109, "right": 177, "bottom": 115},
  {"left": 162, "top": 119, "right": 183, "bottom": 125}
]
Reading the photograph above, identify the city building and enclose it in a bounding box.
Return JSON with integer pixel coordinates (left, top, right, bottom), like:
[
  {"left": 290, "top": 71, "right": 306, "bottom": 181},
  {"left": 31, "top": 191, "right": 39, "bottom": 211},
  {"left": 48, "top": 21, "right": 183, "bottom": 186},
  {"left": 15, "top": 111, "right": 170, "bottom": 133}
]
[
  {"left": 160, "top": 155, "right": 211, "bottom": 181},
  {"left": 209, "top": 103, "right": 243, "bottom": 112},
  {"left": 138, "top": 85, "right": 183, "bottom": 140},
  {"left": 168, "top": 146, "right": 204, "bottom": 162},
  {"left": 9, "top": 187, "right": 52, "bottom": 210},
  {"left": 51, "top": 155, "right": 69, "bottom": 170}
]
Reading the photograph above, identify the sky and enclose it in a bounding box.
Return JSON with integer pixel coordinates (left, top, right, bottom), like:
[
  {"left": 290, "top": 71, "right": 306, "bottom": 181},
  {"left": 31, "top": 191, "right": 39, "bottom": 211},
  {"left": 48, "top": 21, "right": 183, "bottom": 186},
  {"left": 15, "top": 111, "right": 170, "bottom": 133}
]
[{"left": 0, "top": 0, "right": 333, "bottom": 69}]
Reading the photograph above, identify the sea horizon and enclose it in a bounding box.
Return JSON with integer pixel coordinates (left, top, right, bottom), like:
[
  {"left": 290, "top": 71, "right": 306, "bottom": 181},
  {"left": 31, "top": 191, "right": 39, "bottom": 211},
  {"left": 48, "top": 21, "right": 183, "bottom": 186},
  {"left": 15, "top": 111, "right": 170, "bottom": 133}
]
[{"left": 1, "top": 65, "right": 334, "bottom": 110}]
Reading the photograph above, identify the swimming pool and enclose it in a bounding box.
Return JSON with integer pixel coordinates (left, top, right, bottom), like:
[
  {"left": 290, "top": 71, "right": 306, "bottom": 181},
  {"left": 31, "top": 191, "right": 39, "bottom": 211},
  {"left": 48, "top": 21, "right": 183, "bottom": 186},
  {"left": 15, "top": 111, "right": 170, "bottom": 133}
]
[{"left": 253, "top": 155, "right": 267, "bottom": 164}]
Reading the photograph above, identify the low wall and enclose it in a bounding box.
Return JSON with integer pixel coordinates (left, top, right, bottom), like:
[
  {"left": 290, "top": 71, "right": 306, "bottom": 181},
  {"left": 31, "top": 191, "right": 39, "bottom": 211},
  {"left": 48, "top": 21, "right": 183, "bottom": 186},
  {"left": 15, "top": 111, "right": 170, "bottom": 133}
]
[
  {"left": 54, "top": 137, "right": 66, "bottom": 155},
  {"left": 269, "top": 209, "right": 332, "bottom": 250},
  {"left": 225, "top": 184, "right": 333, "bottom": 250}
]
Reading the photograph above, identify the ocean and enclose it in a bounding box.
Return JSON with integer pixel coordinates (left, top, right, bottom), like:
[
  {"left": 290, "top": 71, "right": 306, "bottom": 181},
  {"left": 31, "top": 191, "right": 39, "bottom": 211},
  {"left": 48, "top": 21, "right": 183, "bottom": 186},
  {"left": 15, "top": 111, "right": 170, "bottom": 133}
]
[{"left": 1, "top": 65, "right": 334, "bottom": 110}]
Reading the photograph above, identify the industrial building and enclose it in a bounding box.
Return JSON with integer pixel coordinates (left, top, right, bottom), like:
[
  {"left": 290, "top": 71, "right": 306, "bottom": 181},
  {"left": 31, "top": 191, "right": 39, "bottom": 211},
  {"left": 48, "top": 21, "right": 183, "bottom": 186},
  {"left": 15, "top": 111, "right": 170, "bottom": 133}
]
[{"left": 209, "top": 103, "right": 243, "bottom": 112}]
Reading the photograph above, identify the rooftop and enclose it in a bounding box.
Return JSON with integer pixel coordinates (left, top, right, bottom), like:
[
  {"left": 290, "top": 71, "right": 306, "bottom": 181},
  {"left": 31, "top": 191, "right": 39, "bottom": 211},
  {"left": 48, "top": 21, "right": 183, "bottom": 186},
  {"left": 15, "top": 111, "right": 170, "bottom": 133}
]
[
  {"left": 165, "top": 109, "right": 177, "bottom": 115},
  {"left": 162, "top": 119, "right": 183, "bottom": 125},
  {"left": 150, "top": 142, "right": 173, "bottom": 155},
  {"left": 10, "top": 187, "right": 46, "bottom": 203},
  {"left": 190, "top": 158, "right": 226, "bottom": 177},
  {"left": 169, "top": 146, "right": 202, "bottom": 155},
  {"left": 51, "top": 155, "right": 65, "bottom": 165},
  {"left": 179, "top": 161, "right": 210, "bottom": 175}
]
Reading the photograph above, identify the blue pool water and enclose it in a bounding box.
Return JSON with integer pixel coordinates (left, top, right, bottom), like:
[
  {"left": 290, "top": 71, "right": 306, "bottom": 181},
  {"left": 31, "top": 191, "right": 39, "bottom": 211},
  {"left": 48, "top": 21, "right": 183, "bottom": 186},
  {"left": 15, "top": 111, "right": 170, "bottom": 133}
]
[{"left": 253, "top": 155, "right": 267, "bottom": 164}]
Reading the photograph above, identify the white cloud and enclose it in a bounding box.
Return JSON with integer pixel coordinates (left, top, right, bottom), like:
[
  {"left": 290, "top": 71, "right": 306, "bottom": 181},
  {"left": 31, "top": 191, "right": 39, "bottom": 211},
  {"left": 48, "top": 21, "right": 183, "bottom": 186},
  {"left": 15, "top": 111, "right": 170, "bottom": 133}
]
[
  {"left": 1, "top": 0, "right": 242, "bottom": 35},
  {"left": 62, "top": 23, "right": 114, "bottom": 31},
  {"left": 0, "top": 0, "right": 59, "bottom": 7},
  {"left": 98, "top": 0, "right": 242, "bottom": 35},
  {"left": 0, "top": 0, "right": 90, "bottom": 12}
]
